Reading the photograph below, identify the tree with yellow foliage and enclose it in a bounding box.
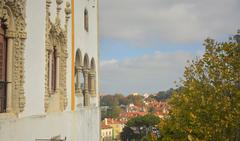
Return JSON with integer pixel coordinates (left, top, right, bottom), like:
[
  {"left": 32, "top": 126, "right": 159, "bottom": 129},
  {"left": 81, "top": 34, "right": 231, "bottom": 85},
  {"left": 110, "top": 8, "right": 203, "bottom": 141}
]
[{"left": 160, "top": 31, "right": 240, "bottom": 141}]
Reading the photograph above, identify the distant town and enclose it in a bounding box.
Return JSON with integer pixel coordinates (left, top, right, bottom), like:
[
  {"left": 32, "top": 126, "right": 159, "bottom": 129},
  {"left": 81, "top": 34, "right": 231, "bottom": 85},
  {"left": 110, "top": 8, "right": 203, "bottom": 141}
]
[{"left": 100, "top": 89, "right": 174, "bottom": 141}]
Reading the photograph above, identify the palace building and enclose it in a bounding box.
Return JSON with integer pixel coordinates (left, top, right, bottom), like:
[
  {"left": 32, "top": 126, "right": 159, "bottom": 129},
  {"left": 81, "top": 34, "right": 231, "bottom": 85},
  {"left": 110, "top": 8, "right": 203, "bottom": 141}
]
[{"left": 0, "top": 0, "right": 100, "bottom": 140}]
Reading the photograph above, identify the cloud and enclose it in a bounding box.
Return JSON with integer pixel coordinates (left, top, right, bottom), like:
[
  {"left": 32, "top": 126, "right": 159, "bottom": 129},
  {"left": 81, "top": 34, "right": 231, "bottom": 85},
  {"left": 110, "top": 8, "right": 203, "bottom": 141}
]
[
  {"left": 99, "top": 0, "right": 239, "bottom": 94},
  {"left": 99, "top": 0, "right": 240, "bottom": 45},
  {"left": 100, "top": 51, "right": 195, "bottom": 94}
]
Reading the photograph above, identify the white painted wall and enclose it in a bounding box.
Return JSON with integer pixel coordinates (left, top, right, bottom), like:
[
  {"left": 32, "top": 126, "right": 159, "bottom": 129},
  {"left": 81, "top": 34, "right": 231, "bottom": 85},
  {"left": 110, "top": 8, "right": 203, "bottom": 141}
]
[
  {"left": 66, "top": 2, "right": 73, "bottom": 112},
  {"left": 0, "top": 108, "right": 100, "bottom": 141},
  {"left": 101, "top": 128, "right": 113, "bottom": 141},
  {"left": 22, "top": 0, "right": 45, "bottom": 117}
]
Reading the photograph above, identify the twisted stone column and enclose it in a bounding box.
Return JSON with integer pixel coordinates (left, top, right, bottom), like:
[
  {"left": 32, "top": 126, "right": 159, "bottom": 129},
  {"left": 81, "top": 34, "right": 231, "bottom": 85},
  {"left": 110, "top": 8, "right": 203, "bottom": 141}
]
[
  {"left": 75, "top": 66, "right": 82, "bottom": 96},
  {"left": 6, "top": 31, "right": 14, "bottom": 113},
  {"left": 89, "top": 71, "right": 96, "bottom": 96},
  {"left": 83, "top": 69, "right": 90, "bottom": 106}
]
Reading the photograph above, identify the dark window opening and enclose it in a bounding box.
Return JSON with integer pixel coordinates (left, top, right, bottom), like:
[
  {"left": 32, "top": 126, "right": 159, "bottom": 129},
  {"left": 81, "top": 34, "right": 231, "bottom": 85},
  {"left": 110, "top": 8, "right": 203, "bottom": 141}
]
[
  {"left": 84, "top": 9, "right": 89, "bottom": 32},
  {"left": 0, "top": 23, "right": 7, "bottom": 113},
  {"left": 51, "top": 47, "right": 57, "bottom": 93}
]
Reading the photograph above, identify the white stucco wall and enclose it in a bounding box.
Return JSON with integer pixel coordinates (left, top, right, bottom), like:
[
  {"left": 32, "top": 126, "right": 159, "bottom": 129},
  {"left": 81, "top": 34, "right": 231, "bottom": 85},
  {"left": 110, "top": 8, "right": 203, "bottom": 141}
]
[
  {"left": 22, "top": 0, "right": 46, "bottom": 117},
  {"left": 0, "top": 108, "right": 100, "bottom": 141}
]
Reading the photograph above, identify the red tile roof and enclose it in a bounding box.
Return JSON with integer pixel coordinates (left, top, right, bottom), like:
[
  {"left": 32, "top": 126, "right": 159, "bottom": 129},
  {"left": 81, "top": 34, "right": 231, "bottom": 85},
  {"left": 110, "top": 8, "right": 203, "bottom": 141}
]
[{"left": 101, "top": 123, "right": 112, "bottom": 129}]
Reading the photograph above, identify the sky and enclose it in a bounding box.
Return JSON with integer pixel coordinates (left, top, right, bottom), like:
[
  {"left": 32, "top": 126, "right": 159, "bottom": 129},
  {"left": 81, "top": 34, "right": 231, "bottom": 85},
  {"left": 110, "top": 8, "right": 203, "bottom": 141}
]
[{"left": 99, "top": 0, "right": 240, "bottom": 95}]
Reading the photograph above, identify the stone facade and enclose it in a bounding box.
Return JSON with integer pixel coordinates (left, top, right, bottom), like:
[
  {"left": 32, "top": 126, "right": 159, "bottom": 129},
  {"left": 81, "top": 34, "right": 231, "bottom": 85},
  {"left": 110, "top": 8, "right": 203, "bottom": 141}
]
[
  {"left": 0, "top": 0, "right": 27, "bottom": 115},
  {"left": 0, "top": 0, "right": 100, "bottom": 140}
]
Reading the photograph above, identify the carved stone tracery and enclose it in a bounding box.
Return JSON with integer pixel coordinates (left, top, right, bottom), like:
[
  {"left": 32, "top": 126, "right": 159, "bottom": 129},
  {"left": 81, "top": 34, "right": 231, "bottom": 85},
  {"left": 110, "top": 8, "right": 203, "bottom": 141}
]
[
  {"left": 0, "top": 0, "right": 27, "bottom": 114},
  {"left": 44, "top": 0, "right": 71, "bottom": 112},
  {"left": 74, "top": 52, "right": 96, "bottom": 107}
]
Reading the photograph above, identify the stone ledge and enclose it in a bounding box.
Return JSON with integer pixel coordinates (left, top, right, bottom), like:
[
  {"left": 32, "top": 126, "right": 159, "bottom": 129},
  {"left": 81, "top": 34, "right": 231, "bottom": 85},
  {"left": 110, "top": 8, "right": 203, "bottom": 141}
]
[{"left": 0, "top": 113, "right": 16, "bottom": 121}]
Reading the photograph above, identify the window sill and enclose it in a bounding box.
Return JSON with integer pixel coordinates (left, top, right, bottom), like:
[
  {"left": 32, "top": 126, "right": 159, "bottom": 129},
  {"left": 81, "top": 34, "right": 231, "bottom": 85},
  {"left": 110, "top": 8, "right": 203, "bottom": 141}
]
[{"left": 0, "top": 112, "right": 17, "bottom": 120}]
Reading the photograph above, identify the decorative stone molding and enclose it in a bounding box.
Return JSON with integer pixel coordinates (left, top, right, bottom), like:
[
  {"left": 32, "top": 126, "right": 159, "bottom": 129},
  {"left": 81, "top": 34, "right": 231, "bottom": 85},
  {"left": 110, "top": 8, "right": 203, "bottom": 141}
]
[
  {"left": 44, "top": 0, "right": 71, "bottom": 112},
  {"left": 74, "top": 51, "right": 97, "bottom": 107},
  {"left": 0, "top": 0, "right": 27, "bottom": 114},
  {"left": 5, "top": 30, "right": 16, "bottom": 38}
]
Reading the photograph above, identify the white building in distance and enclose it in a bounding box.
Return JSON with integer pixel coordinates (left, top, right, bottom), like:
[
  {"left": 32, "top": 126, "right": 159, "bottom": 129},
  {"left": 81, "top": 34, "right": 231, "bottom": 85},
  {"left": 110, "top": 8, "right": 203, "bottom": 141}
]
[{"left": 0, "top": 0, "right": 100, "bottom": 140}]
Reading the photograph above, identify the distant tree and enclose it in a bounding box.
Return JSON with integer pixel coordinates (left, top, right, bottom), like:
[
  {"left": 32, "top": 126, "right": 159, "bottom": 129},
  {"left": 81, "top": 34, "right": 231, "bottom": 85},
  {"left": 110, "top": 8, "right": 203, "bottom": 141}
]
[
  {"left": 141, "top": 135, "right": 153, "bottom": 141},
  {"left": 115, "top": 93, "right": 129, "bottom": 105},
  {"left": 101, "top": 110, "right": 108, "bottom": 120},
  {"left": 101, "top": 94, "right": 128, "bottom": 119},
  {"left": 154, "top": 88, "right": 175, "bottom": 101},
  {"left": 100, "top": 95, "right": 119, "bottom": 106},
  {"left": 160, "top": 33, "right": 240, "bottom": 141},
  {"left": 120, "top": 126, "right": 136, "bottom": 141},
  {"left": 142, "top": 134, "right": 158, "bottom": 141},
  {"left": 127, "top": 95, "right": 144, "bottom": 106},
  {"left": 145, "top": 95, "right": 155, "bottom": 102},
  {"left": 148, "top": 107, "right": 156, "bottom": 114},
  {"left": 121, "top": 114, "right": 160, "bottom": 141},
  {"left": 105, "top": 105, "right": 122, "bottom": 118}
]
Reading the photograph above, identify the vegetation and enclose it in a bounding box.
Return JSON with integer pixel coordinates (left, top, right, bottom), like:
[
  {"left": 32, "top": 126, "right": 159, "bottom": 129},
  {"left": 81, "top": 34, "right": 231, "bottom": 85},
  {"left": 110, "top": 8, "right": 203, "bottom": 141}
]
[
  {"left": 121, "top": 114, "right": 161, "bottom": 141},
  {"left": 100, "top": 93, "right": 144, "bottom": 107},
  {"left": 102, "top": 32, "right": 240, "bottom": 141},
  {"left": 101, "top": 105, "right": 123, "bottom": 119},
  {"left": 160, "top": 33, "right": 240, "bottom": 141},
  {"left": 153, "top": 88, "right": 175, "bottom": 101},
  {"left": 100, "top": 93, "right": 144, "bottom": 119}
]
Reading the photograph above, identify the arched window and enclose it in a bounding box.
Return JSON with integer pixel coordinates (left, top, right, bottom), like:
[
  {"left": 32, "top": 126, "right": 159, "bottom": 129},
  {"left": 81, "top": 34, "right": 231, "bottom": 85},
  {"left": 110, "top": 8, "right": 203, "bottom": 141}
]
[
  {"left": 84, "top": 9, "right": 89, "bottom": 32},
  {"left": 0, "top": 23, "right": 7, "bottom": 113},
  {"left": 84, "top": 53, "right": 89, "bottom": 69},
  {"left": 90, "top": 58, "right": 95, "bottom": 71}
]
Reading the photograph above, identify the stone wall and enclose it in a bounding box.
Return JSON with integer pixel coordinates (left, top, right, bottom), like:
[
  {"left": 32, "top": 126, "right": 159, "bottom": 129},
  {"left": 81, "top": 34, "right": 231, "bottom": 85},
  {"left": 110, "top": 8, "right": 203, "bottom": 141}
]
[{"left": 0, "top": 107, "right": 100, "bottom": 141}]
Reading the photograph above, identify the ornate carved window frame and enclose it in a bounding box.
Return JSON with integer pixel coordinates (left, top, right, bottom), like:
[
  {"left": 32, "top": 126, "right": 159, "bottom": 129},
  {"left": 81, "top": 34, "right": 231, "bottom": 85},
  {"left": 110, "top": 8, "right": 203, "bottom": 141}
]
[
  {"left": 0, "top": 0, "right": 27, "bottom": 117},
  {"left": 44, "top": 0, "right": 71, "bottom": 112}
]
